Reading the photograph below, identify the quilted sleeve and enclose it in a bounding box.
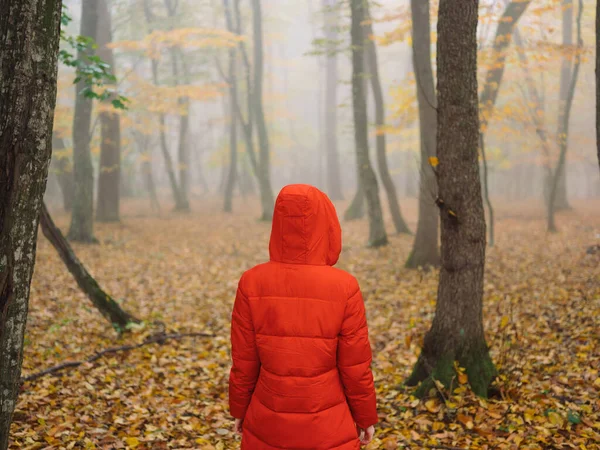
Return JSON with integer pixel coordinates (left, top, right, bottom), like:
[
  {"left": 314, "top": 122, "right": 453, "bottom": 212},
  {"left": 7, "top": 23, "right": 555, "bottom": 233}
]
[
  {"left": 337, "top": 283, "right": 378, "bottom": 429},
  {"left": 229, "top": 283, "right": 260, "bottom": 419}
]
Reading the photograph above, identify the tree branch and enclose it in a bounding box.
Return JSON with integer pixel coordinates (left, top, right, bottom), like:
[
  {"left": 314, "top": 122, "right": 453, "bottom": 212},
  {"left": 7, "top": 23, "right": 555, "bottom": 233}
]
[{"left": 20, "top": 331, "right": 216, "bottom": 385}]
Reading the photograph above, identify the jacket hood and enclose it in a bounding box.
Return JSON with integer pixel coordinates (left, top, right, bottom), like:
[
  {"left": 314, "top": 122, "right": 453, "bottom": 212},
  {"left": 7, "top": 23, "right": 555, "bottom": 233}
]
[{"left": 269, "top": 184, "right": 342, "bottom": 266}]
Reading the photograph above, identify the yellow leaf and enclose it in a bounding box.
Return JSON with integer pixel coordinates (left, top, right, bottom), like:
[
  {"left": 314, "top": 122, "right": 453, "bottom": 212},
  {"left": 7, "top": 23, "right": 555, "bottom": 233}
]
[
  {"left": 458, "top": 372, "right": 468, "bottom": 385},
  {"left": 428, "top": 156, "right": 439, "bottom": 167},
  {"left": 548, "top": 412, "right": 564, "bottom": 428},
  {"left": 425, "top": 399, "right": 440, "bottom": 413},
  {"left": 125, "top": 437, "right": 140, "bottom": 448},
  {"left": 500, "top": 316, "right": 510, "bottom": 329}
]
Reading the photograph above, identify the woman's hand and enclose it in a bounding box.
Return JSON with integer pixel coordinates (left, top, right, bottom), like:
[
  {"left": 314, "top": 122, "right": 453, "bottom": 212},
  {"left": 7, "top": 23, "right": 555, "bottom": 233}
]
[
  {"left": 234, "top": 418, "right": 243, "bottom": 435},
  {"left": 358, "top": 425, "right": 375, "bottom": 445}
]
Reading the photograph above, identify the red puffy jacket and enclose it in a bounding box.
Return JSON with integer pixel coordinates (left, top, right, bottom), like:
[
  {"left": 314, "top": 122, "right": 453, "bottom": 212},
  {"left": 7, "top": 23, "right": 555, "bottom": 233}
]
[{"left": 229, "top": 184, "right": 377, "bottom": 449}]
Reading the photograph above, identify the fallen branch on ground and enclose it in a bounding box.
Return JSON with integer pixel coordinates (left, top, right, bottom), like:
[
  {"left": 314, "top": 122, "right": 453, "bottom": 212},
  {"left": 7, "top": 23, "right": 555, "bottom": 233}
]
[{"left": 20, "top": 331, "right": 216, "bottom": 385}]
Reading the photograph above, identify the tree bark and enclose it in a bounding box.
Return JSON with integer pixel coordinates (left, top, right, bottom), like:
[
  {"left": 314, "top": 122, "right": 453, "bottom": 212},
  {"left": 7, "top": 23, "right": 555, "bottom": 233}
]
[
  {"left": 251, "top": 0, "right": 275, "bottom": 221},
  {"left": 548, "top": 0, "right": 583, "bottom": 232},
  {"left": 478, "top": 0, "right": 531, "bottom": 247},
  {"left": 51, "top": 135, "right": 75, "bottom": 212},
  {"left": 96, "top": 0, "right": 121, "bottom": 222},
  {"left": 364, "top": 1, "right": 411, "bottom": 235},
  {"left": 553, "top": 0, "right": 573, "bottom": 211},
  {"left": 322, "top": 0, "right": 343, "bottom": 200},
  {"left": 40, "top": 204, "right": 138, "bottom": 329},
  {"left": 0, "top": 2, "right": 62, "bottom": 447},
  {"left": 223, "top": 0, "right": 238, "bottom": 213},
  {"left": 407, "top": 0, "right": 496, "bottom": 398},
  {"left": 406, "top": 0, "right": 440, "bottom": 269},
  {"left": 68, "top": 0, "right": 98, "bottom": 242},
  {"left": 350, "top": 0, "right": 387, "bottom": 247}
]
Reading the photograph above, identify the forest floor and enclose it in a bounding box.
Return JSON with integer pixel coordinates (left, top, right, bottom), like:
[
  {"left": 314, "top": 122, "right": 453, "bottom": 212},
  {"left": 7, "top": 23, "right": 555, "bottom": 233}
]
[{"left": 9, "top": 196, "right": 600, "bottom": 449}]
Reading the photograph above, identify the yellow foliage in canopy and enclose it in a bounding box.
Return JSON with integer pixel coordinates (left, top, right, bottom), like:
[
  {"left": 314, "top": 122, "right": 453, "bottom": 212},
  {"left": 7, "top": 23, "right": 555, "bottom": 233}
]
[
  {"left": 125, "top": 74, "right": 225, "bottom": 115},
  {"left": 387, "top": 76, "right": 418, "bottom": 132},
  {"left": 110, "top": 28, "right": 244, "bottom": 59}
]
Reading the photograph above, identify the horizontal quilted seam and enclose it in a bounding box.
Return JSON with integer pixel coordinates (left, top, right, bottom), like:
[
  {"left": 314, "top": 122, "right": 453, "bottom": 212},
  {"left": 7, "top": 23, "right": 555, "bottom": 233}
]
[
  {"left": 256, "top": 333, "right": 339, "bottom": 340},
  {"left": 249, "top": 295, "right": 346, "bottom": 305},
  {"left": 256, "top": 380, "right": 344, "bottom": 405},
  {"left": 255, "top": 394, "right": 347, "bottom": 416},
  {"left": 260, "top": 365, "right": 337, "bottom": 379}
]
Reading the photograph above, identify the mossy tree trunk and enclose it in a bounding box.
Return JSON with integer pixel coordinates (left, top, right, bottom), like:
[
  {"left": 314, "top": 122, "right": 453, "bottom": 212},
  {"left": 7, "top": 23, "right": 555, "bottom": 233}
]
[
  {"left": 350, "top": 0, "right": 387, "bottom": 247},
  {"left": 0, "top": 1, "right": 62, "bottom": 447},
  {"left": 40, "top": 203, "right": 139, "bottom": 330},
  {"left": 68, "top": 0, "right": 98, "bottom": 242},
  {"left": 96, "top": 0, "right": 121, "bottom": 222},
  {"left": 406, "top": 0, "right": 439, "bottom": 269},
  {"left": 407, "top": 0, "right": 496, "bottom": 398},
  {"left": 364, "top": 1, "right": 411, "bottom": 235}
]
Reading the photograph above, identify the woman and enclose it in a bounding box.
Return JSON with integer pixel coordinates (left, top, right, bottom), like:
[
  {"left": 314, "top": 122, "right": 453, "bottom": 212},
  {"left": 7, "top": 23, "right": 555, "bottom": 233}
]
[{"left": 229, "top": 184, "right": 377, "bottom": 449}]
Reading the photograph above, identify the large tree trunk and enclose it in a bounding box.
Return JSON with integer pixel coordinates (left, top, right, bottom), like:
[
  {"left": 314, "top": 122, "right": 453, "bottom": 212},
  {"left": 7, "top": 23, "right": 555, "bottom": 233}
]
[
  {"left": 223, "top": 0, "right": 238, "bottom": 213},
  {"left": 323, "top": 0, "right": 343, "bottom": 200},
  {"left": 406, "top": 0, "right": 440, "bottom": 269},
  {"left": 68, "top": 0, "right": 98, "bottom": 242},
  {"left": 40, "top": 204, "right": 139, "bottom": 329},
  {"left": 548, "top": 0, "right": 583, "bottom": 232},
  {"left": 350, "top": 0, "right": 387, "bottom": 247},
  {"left": 251, "top": 0, "right": 275, "bottom": 220},
  {"left": 407, "top": 0, "right": 496, "bottom": 398},
  {"left": 478, "top": 0, "right": 531, "bottom": 246},
  {"left": 364, "top": 1, "right": 411, "bottom": 235},
  {"left": 96, "top": 0, "right": 121, "bottom": 222},
  {"left": 0, "top": 2, "right": 62, "bottom": 447},
  {"left": 553, "top": 0, "right": 573, "bottom": 211},
  {"left": 51, "top": 136, "right": 75, "bottom": 212}
]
